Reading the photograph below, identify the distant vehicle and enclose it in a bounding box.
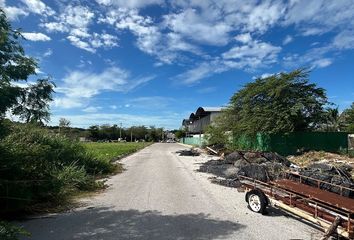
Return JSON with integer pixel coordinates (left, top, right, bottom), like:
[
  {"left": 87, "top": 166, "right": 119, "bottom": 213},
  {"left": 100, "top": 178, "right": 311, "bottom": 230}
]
[{"left": 166, "top": 139, "right": 176, "bottom": 143}]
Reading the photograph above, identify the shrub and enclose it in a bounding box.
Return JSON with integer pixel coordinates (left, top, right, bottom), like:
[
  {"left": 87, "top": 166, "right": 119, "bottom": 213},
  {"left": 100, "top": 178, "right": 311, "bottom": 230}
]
[
  {"left": 0, "top": 124, "right": 115, "bottom": 212},
  {"left": 0, "top": 221, "right": 30, "bottom": 240}
]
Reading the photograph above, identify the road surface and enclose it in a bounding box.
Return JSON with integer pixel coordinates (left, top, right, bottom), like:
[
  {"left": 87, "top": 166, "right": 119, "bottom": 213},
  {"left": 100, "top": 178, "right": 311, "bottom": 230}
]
[{"left": 19, "top": 143, "right": 321, "bottom": 240}]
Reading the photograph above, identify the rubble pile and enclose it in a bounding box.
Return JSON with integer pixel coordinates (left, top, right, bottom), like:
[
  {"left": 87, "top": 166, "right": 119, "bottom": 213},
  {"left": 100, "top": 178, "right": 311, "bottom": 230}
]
[
  {"left": 198, "top": 151, "right": 291, "bottom": 185},
  {"left": 298, "top": 163, "right": 354, "bottom": 197},
  {"left": 198, "top": 150, "right": 354, "bottom": 198}
]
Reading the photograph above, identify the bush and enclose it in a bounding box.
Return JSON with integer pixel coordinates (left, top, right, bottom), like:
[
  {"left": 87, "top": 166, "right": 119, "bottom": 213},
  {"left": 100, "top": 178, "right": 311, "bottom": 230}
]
[
  {"left": 0, "top": 124, "right": 116, "bottom": 212},
  {"left": 0, "top": 221, "right": 30, "bottom": 240}
]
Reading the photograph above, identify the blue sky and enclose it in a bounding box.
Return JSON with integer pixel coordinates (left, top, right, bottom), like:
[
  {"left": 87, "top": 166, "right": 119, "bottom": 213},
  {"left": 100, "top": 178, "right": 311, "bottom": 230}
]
[{"left": 2, "top": 0, "right": 354, "bottom": 129}]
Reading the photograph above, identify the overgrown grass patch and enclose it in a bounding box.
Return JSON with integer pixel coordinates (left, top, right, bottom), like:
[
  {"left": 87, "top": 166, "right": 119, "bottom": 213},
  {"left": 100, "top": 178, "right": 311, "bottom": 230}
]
[{"left": 84, "top": 142, "right": 151, "bottom": 162}]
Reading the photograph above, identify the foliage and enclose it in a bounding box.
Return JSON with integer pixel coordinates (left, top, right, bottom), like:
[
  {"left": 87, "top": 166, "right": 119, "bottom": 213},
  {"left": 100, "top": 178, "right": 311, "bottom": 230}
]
[
  {"left": 87, "top": 124, "right": 163, "bottom": 142},
  {"left": 174, "top": 129, "right": 186, "bottom": 139},
  {"left": 205, "top": 111, "right": 232, "bottom": 146},
  {"left": 0, "top": 124, "right": 116, "bottom": 212},
  {"left": 321, "top": 107, "right": 345, "bottom": 132},
  {"left": 341, "top": 103, "right": 354, "bottom": 132},
  {"left": 0, "top": 221, "right": 30, "bottom": 240},
  {"left": 59, "top": 118, "right": 71, "bottom": 129},
  {"left": 227, "top": 69, "right": 328, "bottom": 135},
  {"left": 0, "top": 9, "right": 54, "bottom": 123}
]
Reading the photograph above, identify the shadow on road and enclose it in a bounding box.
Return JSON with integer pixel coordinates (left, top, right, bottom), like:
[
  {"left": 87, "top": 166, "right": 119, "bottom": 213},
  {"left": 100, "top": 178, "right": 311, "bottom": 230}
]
[{"left": 20, "top": 207, "right": 245, "bottom": 240}]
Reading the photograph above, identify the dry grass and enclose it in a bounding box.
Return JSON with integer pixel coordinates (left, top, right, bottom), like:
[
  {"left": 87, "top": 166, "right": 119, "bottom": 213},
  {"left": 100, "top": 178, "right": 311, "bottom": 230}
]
[{"left": 288, "top": 151, "right": 354, "bottom": 167}]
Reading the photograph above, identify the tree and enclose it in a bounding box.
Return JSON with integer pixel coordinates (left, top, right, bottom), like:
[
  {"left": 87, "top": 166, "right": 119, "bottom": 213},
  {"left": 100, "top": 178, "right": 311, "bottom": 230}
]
[
  {"left": 225, "top": 69, "right": 328, "bottom": 135},
  {"left": 59, "top": 118, "right": 71, "bottom": 133},
  {"left": 175, "top": 129, "right": 186, "bottom": 139},
  {"left": 341, "top": 103, "right": 354, "bottom": 132},
  {"left": 322, "top": 107, "right": 343, "bottom": 132},
  {"left": 0, "top": 9, "right": 54, "bottom": 123},
  {"left": 88, "top": 125, "right": 99, "bottom": 140}
]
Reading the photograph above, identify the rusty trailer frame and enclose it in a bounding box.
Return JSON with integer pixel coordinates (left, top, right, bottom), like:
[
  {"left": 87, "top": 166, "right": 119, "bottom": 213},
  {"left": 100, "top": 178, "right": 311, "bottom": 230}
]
[{"left": 238, "top": 172, "right": 354, "bottom": 239}]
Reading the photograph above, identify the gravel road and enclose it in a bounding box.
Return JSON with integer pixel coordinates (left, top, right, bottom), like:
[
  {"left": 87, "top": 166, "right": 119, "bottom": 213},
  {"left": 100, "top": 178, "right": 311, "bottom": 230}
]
[{"left": 19, "top": 143, "right": 321, "bottom": 240}]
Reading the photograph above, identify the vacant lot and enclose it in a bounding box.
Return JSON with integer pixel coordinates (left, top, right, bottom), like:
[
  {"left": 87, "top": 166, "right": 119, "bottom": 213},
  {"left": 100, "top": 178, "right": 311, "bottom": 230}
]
[{"left": 84, "top": 142, "right": 151, "bottom": 162}]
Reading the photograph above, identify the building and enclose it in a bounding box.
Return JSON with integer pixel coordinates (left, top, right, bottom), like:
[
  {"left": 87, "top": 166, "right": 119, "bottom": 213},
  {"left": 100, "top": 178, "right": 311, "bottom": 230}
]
[{"left": 182, "top": 107, "right": 224, "bottom": 134}]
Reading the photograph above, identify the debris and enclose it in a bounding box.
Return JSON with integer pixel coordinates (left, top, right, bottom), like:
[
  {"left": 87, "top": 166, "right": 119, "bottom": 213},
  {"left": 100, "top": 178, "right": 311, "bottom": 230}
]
[
  {"left": 198, "top": 150, "right": 354, "bottom": 197},
  {"left": 210, "top": 177, "right": 241, "bottom": 188},
  {"left": 206, "top": 146, "right": 218, "bottom": 155},
  {"left": 320, "top": 215, "right": 341, "bottom": 240},
  {"left": 176, "top": 149, "right": 200, "bottom": 156}
]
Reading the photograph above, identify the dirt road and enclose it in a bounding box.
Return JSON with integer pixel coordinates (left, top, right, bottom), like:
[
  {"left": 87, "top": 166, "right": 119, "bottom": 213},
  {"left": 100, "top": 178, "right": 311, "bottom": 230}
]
[{"left": 20, "top": 143, "right": 321, "bottom": 239}]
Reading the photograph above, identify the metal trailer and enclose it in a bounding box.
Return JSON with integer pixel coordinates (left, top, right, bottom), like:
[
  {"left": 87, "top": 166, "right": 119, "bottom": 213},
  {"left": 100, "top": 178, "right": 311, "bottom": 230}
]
[{"left": 238, "top": 171, "right": 354, "bottom": 239}]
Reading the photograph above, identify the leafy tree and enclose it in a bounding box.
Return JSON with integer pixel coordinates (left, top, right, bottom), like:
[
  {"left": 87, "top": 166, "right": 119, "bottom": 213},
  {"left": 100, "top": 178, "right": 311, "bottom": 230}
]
[
  {"left": 88, "top": 125, "right": 100, "bottom": 140},
  {"left": 0, "top": 9, "right": 54, "bottom": 123},
  {"left": 175, "top": 129, "right": 186, "bottom": 139},
  {"left": 59, "top": 118, "right": 71, "bottom": 129},
  {"left": 59, "top": 118, "right": 71, "bottom": 134},
  {"left": 225, "top": 69, "right": 328, "bottom": 135},
  {"left": 341, "top": 103, "right": 354, "bottom": 132},
  {"left": 321, "top": 107, "right": 344, "bottom": 132}
]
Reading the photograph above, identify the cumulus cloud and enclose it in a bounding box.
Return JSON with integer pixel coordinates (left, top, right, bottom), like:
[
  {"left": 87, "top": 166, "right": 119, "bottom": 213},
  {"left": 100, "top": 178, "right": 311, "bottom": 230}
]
[
  {"left": 22, "top": 32, "right": 51, "bottom": 41},
  {"left": 0, "top": 0, "right": 28, "bottom": 20},
  {"left": 21, "top": 0, "right": 55, "bottom": 16},
  {"left": 40, "top": 5, "right": 119, "bottom": 53},
  {"left": 54, "top": 66, "right": 154, "bottom": 109}
]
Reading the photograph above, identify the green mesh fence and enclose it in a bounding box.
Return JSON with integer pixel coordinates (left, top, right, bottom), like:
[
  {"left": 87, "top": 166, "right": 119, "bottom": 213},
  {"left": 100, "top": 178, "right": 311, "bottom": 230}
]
[
  {"left": 232, "top": 132, "right": 348, "bottom": 156},
  {"left": 181, "top": 137, "right": 207, "bottom": 146}
]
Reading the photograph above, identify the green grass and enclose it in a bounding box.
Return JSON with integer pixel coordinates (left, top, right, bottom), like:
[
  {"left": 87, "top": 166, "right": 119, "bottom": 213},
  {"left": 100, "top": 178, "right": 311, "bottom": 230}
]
[{"left": 84, "top": 142, "right": 151, "bottom": 162}]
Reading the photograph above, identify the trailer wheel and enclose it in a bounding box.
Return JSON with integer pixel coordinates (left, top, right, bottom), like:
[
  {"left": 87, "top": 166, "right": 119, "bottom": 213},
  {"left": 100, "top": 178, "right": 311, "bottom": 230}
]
[{"left": 246, "top": 190, "right": 267, "bottom": 214}]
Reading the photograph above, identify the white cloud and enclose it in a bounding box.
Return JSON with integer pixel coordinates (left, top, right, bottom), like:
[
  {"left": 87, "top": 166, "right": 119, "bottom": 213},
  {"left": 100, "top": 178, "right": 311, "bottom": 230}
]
[
  {"left": 283, "top": 35, "right": 293, "bottom": 45},
  {"left": 283, "top": 0, "right": 354, "bottom": 37},
  {"left": 54, "top": 66, "right": 154, "bottom": 109},
  {"left": 83, "top": 106, "right": 102, "bottom": 113},
  {"left": 67, "top": 35, "right": 96, "bottom": 53},
  {"left": 43, "top": 48, "right": 53, "bottom": 57},
  {"left": 22, "top": 32, "right": 51, "bottom": 41},
  {"left": 312, "top": 58, "right": 332, "bottom": 68},
  {"left": 126, "top": 96, "right": 174, "bottom": 109},
  {"left": 175, "top": 60, "right": 228, "bottom": 85},
  {"left": 40, "top": 5, "right": 119, "bottom": 53},
  {"left": 222, "top": 39, "right": 281, "bottom": 66},
  {"left": 52, "top": 97, "right": 84, "bottom": 109},
  {"left": 0, "top": 0, "right": 28, "bottom": 20},
  {"left": 21, "top": 0, "right": 55, "bottom": 16},
  {"left": 41, "top": 22, "right": 68, "bottom": 33},
  {"left": 333, "top": 31, "right": 354, "bottom": 50},
  {"left": 163, "top": 8, "right": 231, "bottom": 46},
  {"left": 95, "top": 0, "right": 164, "bottom": 9},
  {"left": 234, "top": 33, "right": 252, "bottom": 44}
]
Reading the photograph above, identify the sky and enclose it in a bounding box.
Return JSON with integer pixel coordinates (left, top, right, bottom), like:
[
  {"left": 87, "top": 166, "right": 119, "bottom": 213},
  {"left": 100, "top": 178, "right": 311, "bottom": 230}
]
[{"left": 2, "top": 0, "right": 354, "bottom": 129}]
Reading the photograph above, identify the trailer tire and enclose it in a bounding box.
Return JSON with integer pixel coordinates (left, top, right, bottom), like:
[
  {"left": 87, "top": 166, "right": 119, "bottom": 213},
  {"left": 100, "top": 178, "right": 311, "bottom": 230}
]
[{"left": 246, "top": 190, "right": 267, "bottom": 214}]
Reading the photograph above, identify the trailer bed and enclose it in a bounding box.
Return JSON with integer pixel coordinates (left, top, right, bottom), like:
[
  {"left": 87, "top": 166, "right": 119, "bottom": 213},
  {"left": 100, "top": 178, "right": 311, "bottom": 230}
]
[{"left": 273, "top": 179, "right": 354, "bottom": 213}]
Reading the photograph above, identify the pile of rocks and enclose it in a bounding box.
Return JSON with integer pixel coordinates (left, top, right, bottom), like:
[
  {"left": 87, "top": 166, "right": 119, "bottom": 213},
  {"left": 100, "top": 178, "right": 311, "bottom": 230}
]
[
  {"left": 198, "top": 151, "right": 291, "bottom": 184},
  {"left": 198, "top": 150, "right": 354, "bottom": 198},
  {"left": 298, "top": 163, "right": 354, "bottom": 198}
]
